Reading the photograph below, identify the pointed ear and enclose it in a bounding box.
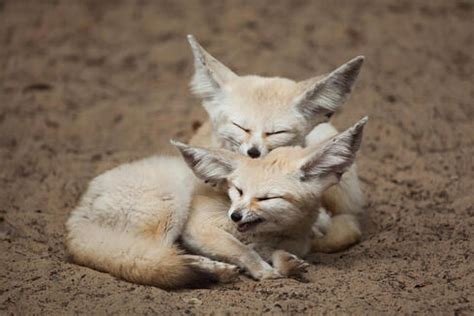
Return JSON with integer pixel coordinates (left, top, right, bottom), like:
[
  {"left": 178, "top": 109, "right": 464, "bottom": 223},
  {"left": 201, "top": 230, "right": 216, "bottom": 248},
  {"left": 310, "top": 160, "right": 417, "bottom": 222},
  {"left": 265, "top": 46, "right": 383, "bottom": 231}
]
[
  {"left": 294, "top": 56, "right": 364, "bottom": 121},
  {"left": 187, "top": 35, "right": 238, "bottom": 99},
  {"left": 171, "top": 140, "right": 237, "bottom": 182},
  {"left": 299, "top": 117, "right": 368, "bottom": 182}
]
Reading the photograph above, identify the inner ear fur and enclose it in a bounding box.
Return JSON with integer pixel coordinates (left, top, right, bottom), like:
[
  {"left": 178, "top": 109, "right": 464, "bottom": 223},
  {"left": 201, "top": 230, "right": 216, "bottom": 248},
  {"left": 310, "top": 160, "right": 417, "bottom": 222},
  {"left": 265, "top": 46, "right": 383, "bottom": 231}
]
[
  {"left": 187, "top": 34, "right": 238, "bottom": 99},
  {"left": 299, "top": 116, "right": 368, "bottom": 181},
  {"left": 171, "top": 140, "right": 237, "bottom": 182},
  {"left": 295, "top": 56, "right": 365, "bottom": 120}
]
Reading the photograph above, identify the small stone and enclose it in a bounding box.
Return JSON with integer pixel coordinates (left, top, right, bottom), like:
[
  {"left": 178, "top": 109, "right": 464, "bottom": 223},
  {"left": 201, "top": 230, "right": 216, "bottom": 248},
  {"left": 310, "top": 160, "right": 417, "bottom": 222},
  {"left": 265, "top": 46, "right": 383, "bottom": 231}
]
[{"left": 185, "top": 298, "right": 202, "bottom": 306}]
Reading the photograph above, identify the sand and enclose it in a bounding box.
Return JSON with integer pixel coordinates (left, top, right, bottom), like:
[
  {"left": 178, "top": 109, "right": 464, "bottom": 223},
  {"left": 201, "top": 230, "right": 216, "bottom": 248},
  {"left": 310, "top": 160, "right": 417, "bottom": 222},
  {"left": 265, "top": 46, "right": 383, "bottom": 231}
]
[{"left": 1, "top": 0, "right": 473, "bottom": 314}]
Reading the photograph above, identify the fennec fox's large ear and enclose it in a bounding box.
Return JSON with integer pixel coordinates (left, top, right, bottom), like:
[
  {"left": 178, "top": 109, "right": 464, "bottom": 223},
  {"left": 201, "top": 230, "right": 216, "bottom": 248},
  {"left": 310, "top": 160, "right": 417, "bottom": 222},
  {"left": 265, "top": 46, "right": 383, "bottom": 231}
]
[
  {"left": 294, "top": 56, "right": 364, "bottom": 121},
  {"left": 171, "top": 140, "right": 237, "bottom": 182},
  {"left": 299, "top": 116, "right": 368, "bottom": 182},
  {"left": 187, "top": 35, "right": 238, "bottom": 99}
]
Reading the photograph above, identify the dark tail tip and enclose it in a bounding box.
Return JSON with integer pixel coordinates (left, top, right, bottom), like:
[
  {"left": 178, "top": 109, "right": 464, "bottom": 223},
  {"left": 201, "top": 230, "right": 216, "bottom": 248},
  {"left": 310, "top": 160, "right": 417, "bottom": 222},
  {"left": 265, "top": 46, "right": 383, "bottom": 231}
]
[{"left": 181, "top": 266, "right": 219, "bottom": 289}]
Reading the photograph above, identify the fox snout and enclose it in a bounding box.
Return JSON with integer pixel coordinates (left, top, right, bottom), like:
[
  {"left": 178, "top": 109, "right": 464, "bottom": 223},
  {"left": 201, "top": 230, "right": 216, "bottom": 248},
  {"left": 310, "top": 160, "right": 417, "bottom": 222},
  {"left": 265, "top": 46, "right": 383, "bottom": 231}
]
[
  {"left": 228, "top": 207, "right": 265, "bottom": 233},
  {"left": 246, "top": 147, "right": 260, "bottom": 158},
  {"left": 240, "top": 141, "right": 267, "bottom": 159},
  {"left": 230, "top": 210, "right": 243, "bottom": 222}
]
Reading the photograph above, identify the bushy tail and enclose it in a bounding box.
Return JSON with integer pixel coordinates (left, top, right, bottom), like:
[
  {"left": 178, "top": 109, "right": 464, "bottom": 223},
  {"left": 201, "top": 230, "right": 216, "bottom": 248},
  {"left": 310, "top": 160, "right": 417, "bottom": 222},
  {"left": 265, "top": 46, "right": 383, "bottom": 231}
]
[
  {"left": 321, "top": 164, "right": 365, "bottom": 216},
  {"left": 66, "top": 221, "right": 216, "bottom": 289},
  {"left": 312, "top": 213, "right": 362, "bottom": 253}
]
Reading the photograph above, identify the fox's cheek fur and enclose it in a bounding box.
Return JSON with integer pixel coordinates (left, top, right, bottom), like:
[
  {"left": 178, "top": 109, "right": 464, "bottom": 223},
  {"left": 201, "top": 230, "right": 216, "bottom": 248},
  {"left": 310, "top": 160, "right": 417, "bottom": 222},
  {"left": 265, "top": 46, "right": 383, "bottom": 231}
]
[
  {"left": 246, "top": 199, "right": 301, "bottom": 231},
  {"left": 257, "top": 203, "right": 304, "bottom": 232}
]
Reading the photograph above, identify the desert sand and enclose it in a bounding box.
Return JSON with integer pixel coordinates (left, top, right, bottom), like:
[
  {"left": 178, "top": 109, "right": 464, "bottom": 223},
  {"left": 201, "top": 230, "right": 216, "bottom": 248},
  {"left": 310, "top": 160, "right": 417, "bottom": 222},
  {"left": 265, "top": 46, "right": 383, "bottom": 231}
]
[{"left": 1, "top": 0, "right": 473, "bottom": 314}]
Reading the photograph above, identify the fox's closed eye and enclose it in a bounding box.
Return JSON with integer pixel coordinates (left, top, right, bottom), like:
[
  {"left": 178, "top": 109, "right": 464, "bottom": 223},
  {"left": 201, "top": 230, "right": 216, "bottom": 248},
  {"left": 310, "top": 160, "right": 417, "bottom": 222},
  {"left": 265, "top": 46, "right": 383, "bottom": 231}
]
[
  {"left": 265, "top": 130, "right": 288, "bottom": 136},
  {"left": 232, "top": 122, "right": 250, "bottom": 133},
  {"left": 234, "top": 186, "right": 243, "bottom": 196},
  {"left": 257, "top": 196, "right": 284, "bottom": 201}
]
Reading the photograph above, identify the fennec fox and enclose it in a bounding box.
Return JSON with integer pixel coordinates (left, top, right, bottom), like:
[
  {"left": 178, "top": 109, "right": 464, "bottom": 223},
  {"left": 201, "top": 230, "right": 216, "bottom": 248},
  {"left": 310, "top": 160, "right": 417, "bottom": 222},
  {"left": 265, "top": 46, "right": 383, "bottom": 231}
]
[
  {"left": 66, "top": 118, "right": 367, "bottom": 288},
  {"left": 187, "top": 35, "right": 366, "bottom": 252}
]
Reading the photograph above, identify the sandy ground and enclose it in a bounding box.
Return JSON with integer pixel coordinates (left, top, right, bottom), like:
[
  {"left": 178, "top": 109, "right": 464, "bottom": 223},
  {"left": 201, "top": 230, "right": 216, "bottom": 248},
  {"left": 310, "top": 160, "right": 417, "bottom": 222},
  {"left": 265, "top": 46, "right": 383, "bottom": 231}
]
[{"left": 1, "top": 0, "right": 473, "bottom": 314}]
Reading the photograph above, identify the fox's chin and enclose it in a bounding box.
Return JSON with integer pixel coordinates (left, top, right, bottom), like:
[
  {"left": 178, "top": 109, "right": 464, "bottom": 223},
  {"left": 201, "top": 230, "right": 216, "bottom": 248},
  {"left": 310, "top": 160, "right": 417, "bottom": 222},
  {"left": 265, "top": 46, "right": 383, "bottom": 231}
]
[{"left": 236, "top": 218, "right": 264, "bottom": 233}]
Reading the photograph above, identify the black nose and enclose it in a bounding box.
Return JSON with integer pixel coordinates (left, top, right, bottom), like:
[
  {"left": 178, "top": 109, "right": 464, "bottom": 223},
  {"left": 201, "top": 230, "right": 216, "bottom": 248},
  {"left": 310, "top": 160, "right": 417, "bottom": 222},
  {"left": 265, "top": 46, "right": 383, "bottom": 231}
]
[
  {"left": 230, "top": 211, "right": 242, "bottom": 222},
  {"left": 247, "top": 147, "right": 260, "bottom": 158}
]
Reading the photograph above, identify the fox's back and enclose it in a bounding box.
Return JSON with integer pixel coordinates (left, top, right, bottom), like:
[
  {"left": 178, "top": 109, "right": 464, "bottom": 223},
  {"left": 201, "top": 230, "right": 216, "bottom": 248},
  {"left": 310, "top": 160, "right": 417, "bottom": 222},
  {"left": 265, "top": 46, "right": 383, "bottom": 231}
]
[{"left": 67, "top": 155, "right": 197, "bottom": 240}]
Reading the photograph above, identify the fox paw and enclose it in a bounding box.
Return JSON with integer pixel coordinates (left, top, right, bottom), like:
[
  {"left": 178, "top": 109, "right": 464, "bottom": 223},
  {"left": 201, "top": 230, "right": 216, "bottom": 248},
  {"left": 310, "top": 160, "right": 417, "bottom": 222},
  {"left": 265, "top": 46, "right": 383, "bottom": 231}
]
[
  {"left": 254, "top": 267, "right": 282, "bottom": 280},
  {"left": 185, "top": 255, "right": 240, "bottom": 283},
  {"left": 272, "top": 251, "right": 309, "bottom": 277}
]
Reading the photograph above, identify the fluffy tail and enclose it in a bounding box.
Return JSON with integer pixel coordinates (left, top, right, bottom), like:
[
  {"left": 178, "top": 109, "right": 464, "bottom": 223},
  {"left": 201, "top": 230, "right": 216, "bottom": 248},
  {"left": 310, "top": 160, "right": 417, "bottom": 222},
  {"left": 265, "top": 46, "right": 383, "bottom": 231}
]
[
  {"left": 66, "top": 221, "right": 216, "bottom": 289},
  {"left": 312, "top": 211, "right": 362, "bottom": 253},
  {"left": 321, "top": 164, "right": 365, "bottom": 216}
]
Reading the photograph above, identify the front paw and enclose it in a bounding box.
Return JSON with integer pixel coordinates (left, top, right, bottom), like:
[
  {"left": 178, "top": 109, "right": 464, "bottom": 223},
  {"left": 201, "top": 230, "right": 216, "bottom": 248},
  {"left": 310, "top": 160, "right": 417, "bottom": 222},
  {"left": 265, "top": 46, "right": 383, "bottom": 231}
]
[
  {"left": 249, "top": 262, "right": 282, "bottom": 280},
  {"left": 272, "top": 251, "right": 309, "bottom": 277},
  {"left": 259, "top": 267, "right": 283, "bottom": 280}
]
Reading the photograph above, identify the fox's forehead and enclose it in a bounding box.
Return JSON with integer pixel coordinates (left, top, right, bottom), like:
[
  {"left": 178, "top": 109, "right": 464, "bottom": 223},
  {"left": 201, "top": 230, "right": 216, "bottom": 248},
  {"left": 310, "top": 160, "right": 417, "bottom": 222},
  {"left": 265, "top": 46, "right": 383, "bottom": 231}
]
[
  {"left": 227, "top": 76, "right": 303, "bottom": 104},
  {"left": 224, "top": 76, "right": 305, "bottom": 127},
  {"left": 231, "top": 146, "right": 307, "bottom": 187}
]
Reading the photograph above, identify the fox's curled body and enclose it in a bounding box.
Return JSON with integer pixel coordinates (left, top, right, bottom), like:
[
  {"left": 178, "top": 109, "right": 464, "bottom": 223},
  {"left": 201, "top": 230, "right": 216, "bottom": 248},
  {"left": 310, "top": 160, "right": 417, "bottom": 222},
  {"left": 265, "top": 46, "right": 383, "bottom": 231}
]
[
  {"left": 66, "top": 35, "right": 368, "bottom": 288},
  {"left": 66, "top": 155, "right": 304, "bottom": 288},
  {"left": 67, "top": 118, "right": 368, "bottom": 288}
]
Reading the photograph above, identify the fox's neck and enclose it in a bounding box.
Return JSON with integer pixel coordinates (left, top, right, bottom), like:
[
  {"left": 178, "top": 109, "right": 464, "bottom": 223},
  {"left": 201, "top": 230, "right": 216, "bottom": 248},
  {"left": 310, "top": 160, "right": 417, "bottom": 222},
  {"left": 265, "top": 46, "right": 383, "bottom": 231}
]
[{"left": 292, "top": 206, "right": 319, "bottom": 238}]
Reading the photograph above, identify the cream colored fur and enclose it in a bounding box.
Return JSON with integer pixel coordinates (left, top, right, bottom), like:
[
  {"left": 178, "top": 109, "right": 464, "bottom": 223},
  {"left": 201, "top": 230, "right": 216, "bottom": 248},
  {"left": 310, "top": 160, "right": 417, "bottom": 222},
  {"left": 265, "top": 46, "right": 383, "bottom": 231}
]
[
  {"left": 187, "top": 35, "right": 366, "bottom": 252},
  {"left": 66, "top": 157, "right": 214, "bottom": 288},
  {"left": 306, "top": 123, "right": 365, "bottom": 252},
  {"left": 66, "top": 119, "right": 368, "bottom": 288}
]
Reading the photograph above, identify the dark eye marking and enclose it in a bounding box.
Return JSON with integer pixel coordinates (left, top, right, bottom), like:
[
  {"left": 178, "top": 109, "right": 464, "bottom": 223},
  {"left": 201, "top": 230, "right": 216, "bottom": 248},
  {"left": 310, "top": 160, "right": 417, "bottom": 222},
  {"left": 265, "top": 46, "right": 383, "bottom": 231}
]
[
  {"left": 235, "top": 186, "right": 243, "bottom": 196},
  {"left": 232, "top": 122, "right": 250, "bottom": 133},
  {"left": 257, "top": 196, "right": 284, "bottom": 201},
  {"left": 265, "top": 130, "right": 288, "bottom": 136}
]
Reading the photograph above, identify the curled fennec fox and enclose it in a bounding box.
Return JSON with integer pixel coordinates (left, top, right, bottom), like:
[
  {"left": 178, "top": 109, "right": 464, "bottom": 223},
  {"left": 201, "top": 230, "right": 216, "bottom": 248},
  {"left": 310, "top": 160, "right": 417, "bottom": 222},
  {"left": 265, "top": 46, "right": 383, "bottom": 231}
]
[
  {"left": 66, "top": 118, "right": 367, "bottom": 288},
  {"left": 187, "top": 35, "right": 366, "bottom": 252}
]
